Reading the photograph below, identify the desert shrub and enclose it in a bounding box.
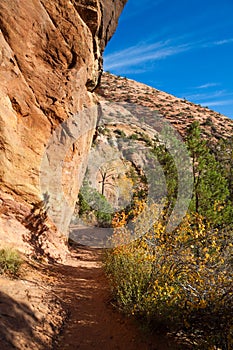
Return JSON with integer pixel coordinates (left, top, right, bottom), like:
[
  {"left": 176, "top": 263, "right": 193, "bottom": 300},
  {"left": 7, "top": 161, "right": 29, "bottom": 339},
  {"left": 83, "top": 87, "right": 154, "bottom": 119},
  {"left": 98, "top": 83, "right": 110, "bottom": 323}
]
[
  {"left": 104, "top": 213, "right": 233, "bottom": 349},
  {"left": 95, "top": 209, "right": 113, "bottom": 227},
  {"left": 204, "top": 117, "right": 213, "bottom": 126},
  {"left": 138, "top": 132, "right": 153, "bottom": 146},
  {"left": 97, "top": 126, "right": 110, "bottom": 135},
  {"left": 129, "top": 133, "right": 139, "bottom": 140},
  {"left": 77, "top": 181, "right": 114, "bottom": 226},
  {"left": 115, "top": 129, "right": 126, "bottom": 138},
  {"left": 78, "top": 191, "right": 91, "bottom": 216},
  {"left": 0, "top": 247, "right": 22, "bottom": 277}
]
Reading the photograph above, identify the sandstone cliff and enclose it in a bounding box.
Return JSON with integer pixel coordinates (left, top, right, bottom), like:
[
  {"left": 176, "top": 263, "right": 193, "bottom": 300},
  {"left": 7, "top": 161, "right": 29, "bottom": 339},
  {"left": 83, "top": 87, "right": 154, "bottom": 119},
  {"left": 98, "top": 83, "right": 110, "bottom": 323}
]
[{"left": 0, "top": 0, "right": 126, "bottom": 259}]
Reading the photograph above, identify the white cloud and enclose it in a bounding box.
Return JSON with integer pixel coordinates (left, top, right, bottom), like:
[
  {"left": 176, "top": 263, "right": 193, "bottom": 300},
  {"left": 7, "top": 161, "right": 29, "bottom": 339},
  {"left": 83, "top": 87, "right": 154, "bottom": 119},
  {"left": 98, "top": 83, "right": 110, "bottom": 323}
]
[
  {"left": 109, "top": 68, "right": 147, "bottom": 75},
  {"left": 185, "top": 90, "right": 227, "bottom": 101},
  {"left": 213, "top": 38, "right": 233, "bottom": 46},
  {"left": 201, "top": 99, "right": 233, "bottom": 107},
  {"left": 104, "top": 33, "right": 233, "bottom": 74},
  {"left": 196, "top": 83, "right": 219, "bottom": 89},
  {"left": 202, "top": 37, "right": 233, "bottom": 48},
  {"left": 104, "top": 40, "right": 192, "bottom": 72}
]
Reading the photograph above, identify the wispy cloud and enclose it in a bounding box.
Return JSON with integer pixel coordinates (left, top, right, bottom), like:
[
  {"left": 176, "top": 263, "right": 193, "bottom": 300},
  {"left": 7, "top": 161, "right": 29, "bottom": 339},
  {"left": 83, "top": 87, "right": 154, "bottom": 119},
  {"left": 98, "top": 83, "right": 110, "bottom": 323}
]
[
  {"left": 182, "top": 90, "right": 228, "bottom": 101},
  {"left": 179, "top": 89, "right": 233, "bottom": 113},
  {"left": 104, "top": 40, "right": 193, "bottom": 72},
  {"left": 104, "top": 34, "right": 233, "bottom": 74},
  {"left": 201, "top": 99, "right": 233, "bottom": 107},
  {"left": 202, "top": 37, "right": 233, "bottom": 48},
  {"left": 213, "top": 38, "right": 233, "bottom": 46},
  {"left": 196, "top": 83, "right": 219, "bottom": 89},
  {"left": 113, "top": 68, "right": 147, "bottom": 75}
]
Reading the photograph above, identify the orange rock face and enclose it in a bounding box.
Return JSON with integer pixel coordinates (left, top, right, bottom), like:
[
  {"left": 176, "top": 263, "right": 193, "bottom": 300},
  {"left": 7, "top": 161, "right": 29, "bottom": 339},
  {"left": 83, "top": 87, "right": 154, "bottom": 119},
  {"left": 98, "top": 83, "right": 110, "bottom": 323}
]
[{"left": 0, "top": 0, "right": 126, "bottom": 258}]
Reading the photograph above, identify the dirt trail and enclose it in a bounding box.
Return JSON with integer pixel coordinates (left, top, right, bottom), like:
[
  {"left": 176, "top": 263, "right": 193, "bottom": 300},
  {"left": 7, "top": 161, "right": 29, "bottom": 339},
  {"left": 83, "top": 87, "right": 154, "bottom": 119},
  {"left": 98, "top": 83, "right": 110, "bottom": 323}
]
[{"left": 51, "top": 246, "right": 175, "bottom": 350}]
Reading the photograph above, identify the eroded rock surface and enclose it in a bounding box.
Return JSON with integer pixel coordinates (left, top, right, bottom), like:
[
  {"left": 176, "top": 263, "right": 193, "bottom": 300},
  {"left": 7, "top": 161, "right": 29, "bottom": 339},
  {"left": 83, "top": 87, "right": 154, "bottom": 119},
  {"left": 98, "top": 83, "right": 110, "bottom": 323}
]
[
  {"left": 0, "top": 0, "right": 126, "bottom": 256},
  {"left": 0, "top": 2, "right": 126, "bottom": 348}
]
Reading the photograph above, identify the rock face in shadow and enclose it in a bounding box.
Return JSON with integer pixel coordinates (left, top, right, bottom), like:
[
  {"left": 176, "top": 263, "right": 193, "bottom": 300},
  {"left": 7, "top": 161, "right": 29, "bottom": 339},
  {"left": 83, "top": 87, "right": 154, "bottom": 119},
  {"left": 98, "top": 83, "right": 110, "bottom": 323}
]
[{"left": 0, "top": 0, "right": 126, "bottom": 257}]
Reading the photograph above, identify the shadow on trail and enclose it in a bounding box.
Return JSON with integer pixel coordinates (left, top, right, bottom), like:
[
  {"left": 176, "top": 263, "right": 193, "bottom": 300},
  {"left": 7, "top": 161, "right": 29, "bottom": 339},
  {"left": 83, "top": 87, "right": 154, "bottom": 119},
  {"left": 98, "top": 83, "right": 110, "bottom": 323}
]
[
  {"left": 51, "top": 246, "right": 179, "bottom": 350},
  {"left": 0, "top": 291, "right": 44, "bottom": 350}
]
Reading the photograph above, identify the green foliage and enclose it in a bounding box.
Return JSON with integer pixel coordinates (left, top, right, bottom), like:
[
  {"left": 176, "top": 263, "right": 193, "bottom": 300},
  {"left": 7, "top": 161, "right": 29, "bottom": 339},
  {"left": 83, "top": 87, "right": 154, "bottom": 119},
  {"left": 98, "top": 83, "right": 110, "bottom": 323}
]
[
  {"left": 150, "top": 121, "right": 233, "bottom": 226},
  {"left": 115, "top": 129, "right": 126, "bottom": 138},
  {"left": 215, "top": 135, "right": 233, "bottom": 198},
  {"left": 97, "top": 126, "right": 110, "bottom": 136},
  {"left": 78, "top": 191, "right": 91, "bottom": 216},
  {"left": 78, "top": 180, "right": 113, "bottom": 226},
  {"left": 138, "top": 132, "right": 153, "bottom": 146},
  {"left": 103, "top": 120, "right": 233, "bottom": 349},
  {"left": 186, "top": 121, "right": 232, "bottom": 225},
  {"left": 129, "top": 133, "right": 139, "bottom": 140},
  {"left": 204, "top": 117, "right": 213, "bottom": 126},
  {"left": 0, "top": 248, "right": 22, "bottom": 277},
  {"left": 95, "top": 206, "right": 113, "bottom": 227},
  {"left": 151, "top": 140, "right": 178, "bottom": 213}
]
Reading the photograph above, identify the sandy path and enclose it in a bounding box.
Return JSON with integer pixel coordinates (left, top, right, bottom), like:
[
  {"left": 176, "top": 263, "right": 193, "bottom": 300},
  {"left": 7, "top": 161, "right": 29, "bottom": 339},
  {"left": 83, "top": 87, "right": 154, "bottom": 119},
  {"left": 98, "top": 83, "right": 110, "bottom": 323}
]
[{"left": 51, "top": 246, "right": 175, "bottom": 350}]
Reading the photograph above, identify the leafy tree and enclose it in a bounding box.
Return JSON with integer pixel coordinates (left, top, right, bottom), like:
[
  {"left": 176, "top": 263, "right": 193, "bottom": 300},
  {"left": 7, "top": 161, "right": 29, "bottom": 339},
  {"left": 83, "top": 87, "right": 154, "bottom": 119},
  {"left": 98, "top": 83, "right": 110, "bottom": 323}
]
[
  {"left": 215, "top": 135, "right": 233, "bottom": 199},
  {"left": 77, "top": 178, "right": 113, "bottom": 226},
  {"left": 104, "top": 122, "right": 233, "bottom": 350},
  {"left": 186, "top": 121, "right": 232, "bottom": 225},
  {"left": 152, "top": 141, "right": 178, "bottom": 210}
]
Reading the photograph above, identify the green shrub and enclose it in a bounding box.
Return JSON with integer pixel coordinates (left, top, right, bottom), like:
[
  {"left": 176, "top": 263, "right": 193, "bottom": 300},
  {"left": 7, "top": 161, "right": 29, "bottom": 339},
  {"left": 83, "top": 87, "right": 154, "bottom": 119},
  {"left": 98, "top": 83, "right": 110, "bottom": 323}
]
[
  {"left": 115, "top": 129, "right": 126, "bottom": 138},
  {"left": 77, "top": 181, "right": 114, "bottom": 226},
  {"left": 129, "top": 133, "right": 139, "bottom": 140},
  {"left": 0, "top": 247, "right": 22, "bottom": 277},
  {"left": 139, "top": 132, "right": 153, "bottom": 146},
  {"left": 204, "top": 117, "right": 213, "bottom": 126}
]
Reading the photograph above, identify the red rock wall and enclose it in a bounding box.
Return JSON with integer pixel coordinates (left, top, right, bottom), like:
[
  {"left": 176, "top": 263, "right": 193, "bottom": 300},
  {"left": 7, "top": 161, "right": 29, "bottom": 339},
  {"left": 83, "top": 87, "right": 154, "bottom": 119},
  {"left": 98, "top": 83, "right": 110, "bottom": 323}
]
[{"left": 0, "top": 0, "right": 126, "bottom": 256}]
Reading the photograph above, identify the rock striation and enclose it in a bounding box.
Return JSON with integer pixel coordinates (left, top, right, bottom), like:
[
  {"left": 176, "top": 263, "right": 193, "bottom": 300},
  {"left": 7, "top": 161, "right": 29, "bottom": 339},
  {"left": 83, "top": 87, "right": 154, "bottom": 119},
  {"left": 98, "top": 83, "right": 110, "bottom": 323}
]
[{"left": 0, "top": 0, "right": 126, "bottom": 259}]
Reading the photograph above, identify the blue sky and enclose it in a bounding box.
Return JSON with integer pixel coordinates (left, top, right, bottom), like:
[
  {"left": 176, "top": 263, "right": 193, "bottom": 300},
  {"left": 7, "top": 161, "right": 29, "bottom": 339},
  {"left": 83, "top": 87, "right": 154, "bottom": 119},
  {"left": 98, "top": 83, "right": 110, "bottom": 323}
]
[{"left": 103, "top": 0, "right": 233, "bottom": 119}]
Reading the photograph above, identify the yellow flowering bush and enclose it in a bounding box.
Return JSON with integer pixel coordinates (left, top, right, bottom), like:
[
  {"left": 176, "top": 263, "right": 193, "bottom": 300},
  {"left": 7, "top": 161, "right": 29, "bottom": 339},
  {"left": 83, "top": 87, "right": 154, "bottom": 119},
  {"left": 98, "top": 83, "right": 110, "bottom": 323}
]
[{"left": 104, "top": 212, "right": 233, "bottom": 349}]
